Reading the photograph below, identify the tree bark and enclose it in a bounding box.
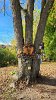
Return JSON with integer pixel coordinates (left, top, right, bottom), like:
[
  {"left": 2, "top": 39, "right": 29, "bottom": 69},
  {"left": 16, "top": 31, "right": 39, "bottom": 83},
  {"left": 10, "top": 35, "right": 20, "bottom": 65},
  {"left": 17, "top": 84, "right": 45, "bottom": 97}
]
[
  {"left": 11, "top": 0, "right": 25, "bottom": 82},
  {"left": 25, "top": 0, "right": 34, "bottom": 44},
  {"left": 11, "top": 0, "right": 24, "bottom": 51},
  {"left": 32, "top": 0, "right": 54, "bottom": 79},
  {"left": 34, "top": 0, "right": 54, "bottom": 53},
  {"left": 11, "top": 0, "right": 54, "bottom": 84}
]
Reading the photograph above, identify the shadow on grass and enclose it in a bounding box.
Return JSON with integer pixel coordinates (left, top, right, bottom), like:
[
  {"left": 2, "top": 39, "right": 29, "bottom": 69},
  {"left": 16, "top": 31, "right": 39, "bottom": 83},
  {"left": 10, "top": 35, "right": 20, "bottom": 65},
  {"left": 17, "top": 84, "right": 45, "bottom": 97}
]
[{"left": 36, "top": 75, "right": 56, "bottom": 86}]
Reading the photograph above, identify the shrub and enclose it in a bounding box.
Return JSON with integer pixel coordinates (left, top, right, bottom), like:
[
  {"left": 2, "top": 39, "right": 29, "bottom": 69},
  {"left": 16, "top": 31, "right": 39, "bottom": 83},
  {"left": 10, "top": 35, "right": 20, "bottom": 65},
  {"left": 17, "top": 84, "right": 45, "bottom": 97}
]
[{"left": 0, "top": 48, "right": 17, "bottom": 67}]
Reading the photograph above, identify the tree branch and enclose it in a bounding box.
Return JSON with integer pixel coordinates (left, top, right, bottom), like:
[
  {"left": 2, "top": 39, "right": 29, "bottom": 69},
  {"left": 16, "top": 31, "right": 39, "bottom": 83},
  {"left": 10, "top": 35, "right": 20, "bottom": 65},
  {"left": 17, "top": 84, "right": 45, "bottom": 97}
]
[
  {"left": 11, "top": 0, "right": 24, "bottom": 51},
  {"left": 25, "top": 0, "right": 34, "bottom": 45},
  {"left": 4, "top": 0, "right": 5, "bottom": 16},
  {"left": 20, "top": 5, "right": 27, "bottom": 13},
  {"left": 34, "top": 0, "right": 54, "bottom": 53}
]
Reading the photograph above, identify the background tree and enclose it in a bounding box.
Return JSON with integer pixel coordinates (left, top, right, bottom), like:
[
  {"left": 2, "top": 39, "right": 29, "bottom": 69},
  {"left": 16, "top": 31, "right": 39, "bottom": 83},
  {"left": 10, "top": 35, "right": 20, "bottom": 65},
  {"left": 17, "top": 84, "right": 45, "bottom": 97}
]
[{"left": 10, "top": 0, "right": 54, "bottom": 84}]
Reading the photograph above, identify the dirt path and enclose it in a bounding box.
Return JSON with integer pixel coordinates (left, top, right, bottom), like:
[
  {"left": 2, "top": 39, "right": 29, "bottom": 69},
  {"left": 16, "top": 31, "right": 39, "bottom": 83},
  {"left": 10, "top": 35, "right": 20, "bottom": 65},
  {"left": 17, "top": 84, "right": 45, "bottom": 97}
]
[{"left": 0, "top": 62, "right": 56, "bottom": 100}]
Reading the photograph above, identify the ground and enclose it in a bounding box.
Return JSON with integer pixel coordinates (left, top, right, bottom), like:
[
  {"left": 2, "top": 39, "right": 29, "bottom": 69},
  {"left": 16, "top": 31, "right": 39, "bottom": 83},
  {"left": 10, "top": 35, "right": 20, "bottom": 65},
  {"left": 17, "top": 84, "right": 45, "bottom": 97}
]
[{"left": 0, "top": 62, "right": 56, "bottom": 100}]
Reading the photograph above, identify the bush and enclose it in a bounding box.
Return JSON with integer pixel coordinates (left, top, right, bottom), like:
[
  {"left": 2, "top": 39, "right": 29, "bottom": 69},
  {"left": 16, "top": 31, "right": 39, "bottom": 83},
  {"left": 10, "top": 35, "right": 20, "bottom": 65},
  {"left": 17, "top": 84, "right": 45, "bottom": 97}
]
[{"left": 0, "top": 48, "right": 18, "bottom": 67}]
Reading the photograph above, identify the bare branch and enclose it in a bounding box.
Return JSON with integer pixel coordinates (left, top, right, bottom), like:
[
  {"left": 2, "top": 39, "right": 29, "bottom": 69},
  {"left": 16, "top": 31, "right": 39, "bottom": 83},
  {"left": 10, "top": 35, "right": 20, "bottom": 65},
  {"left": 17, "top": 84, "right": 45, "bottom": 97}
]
[
  {"left": 20, "top": 5, "right": 27, "bottom": 13},
  {"left": 4, "top": 0, "right": 5, "bottom": 16}
]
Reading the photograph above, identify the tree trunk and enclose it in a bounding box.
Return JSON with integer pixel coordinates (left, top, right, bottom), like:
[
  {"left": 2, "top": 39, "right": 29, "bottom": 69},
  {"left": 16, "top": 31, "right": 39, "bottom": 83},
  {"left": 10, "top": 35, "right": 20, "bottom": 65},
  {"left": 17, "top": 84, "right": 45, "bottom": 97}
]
[
  {"left": 33, "top": 0, "right": 54, "bottom": 79},
  {"left": 11, "top": 0, "right": 24, "bottom": 81},
  {"left": 25, "top": 0, "right": 34, "bottom": 44},
  {"left": 33, "top": 0, "right": 54, "bottom": 77},
  {"left": 34, "top": 0, "right": 54, "bottom": 52},
  {"left": 11, "top": 0, "right": 24, "bottom": 51},
  {"left": 11, "top": 0, "right": 54, "bottom": 85}
]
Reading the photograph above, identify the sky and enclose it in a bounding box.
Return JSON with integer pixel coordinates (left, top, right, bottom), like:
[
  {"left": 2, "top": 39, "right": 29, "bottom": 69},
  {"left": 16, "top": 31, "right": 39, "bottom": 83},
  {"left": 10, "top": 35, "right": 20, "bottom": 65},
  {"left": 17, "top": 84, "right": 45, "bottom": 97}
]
[{"left": 0, "top": 0, "right": 41, "bottom": 45}]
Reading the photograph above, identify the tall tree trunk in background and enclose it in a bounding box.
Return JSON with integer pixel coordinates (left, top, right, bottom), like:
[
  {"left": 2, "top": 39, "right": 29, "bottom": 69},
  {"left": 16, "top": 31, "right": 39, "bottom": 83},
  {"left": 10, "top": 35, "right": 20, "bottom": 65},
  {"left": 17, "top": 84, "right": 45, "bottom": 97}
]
[{"left": 11, "top": 0, "right": 54, "bottom": 84}]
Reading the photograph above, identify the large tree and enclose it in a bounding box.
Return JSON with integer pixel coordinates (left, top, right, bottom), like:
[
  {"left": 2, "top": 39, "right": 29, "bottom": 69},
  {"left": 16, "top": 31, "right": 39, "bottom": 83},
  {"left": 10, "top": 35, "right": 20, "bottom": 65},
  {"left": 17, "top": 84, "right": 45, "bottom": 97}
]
[{"left": 11, "top": 0, "right": 54, "bottom": 84}]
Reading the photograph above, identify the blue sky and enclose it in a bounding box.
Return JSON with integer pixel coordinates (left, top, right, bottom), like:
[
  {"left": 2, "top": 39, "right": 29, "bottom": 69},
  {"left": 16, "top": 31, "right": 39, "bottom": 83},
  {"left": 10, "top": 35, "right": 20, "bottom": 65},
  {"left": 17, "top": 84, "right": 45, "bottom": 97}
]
[{"left": 0, "top": 0, "right": 41, "bottom": 44}]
